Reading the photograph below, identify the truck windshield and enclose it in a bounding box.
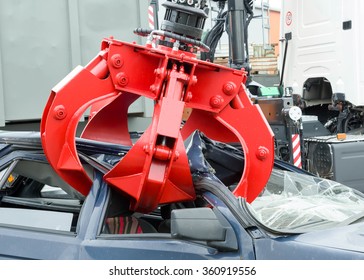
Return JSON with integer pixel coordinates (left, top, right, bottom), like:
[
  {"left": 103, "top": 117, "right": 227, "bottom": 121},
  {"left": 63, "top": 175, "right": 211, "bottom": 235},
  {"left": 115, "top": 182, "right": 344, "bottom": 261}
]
[{"left": 248, "top": 169, "right": 364, "bottom": 232}]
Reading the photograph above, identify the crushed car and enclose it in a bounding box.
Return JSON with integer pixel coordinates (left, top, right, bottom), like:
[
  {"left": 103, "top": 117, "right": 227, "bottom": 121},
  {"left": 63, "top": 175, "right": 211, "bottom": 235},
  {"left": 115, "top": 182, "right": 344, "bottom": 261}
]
[
  {"left": 0, "top": 130, "right": 364, "bottom": 260},
  {"left": 3, "top": 0, "right": 364, "bottom": 261}
]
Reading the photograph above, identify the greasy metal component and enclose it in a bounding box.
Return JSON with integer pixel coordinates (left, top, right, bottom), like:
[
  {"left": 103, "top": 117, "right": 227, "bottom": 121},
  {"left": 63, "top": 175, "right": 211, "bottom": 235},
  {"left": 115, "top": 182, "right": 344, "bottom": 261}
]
[{"left": 41, "top": 37, "right": 274, "bottom": 212}]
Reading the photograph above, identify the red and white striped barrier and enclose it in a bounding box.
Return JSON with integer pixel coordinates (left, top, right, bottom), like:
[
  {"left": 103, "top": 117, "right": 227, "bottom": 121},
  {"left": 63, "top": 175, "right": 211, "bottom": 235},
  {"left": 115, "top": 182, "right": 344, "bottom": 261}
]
[
  {"left": 148, "top": 4, "right": 155, "bottom": 29},
  {"left": 292, "top": 134, "right": 302, "bottom": 168}
]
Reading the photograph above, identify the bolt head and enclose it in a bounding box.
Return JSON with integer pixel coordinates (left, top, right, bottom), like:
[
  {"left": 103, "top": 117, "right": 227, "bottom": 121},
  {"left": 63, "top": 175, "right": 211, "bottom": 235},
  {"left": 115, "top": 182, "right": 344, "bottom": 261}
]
[
  {"left": 210, "top": 95, "right": 224, "bottom": 108},
  {"left": 256, "top": 146, "right": 269, "bottom": 160},
  {"left": 184, "top": 91, "right": 193, "bottom": 102},
  {"left": 111, "top": 54, "right": 123, "bottom": 68},
  {"left": 143, "top": 145, "right": 150, "bottom": 154},
  {"left": 116, "top": 72, "right": 129, "bottom": 87},
  {"left": 191, "top": 76, "right": 198, "bottom": 86},
  {"left": 223, "top": 82, "right": 236, "bottom": 95},
  {"left": 150, "top": 85, "right": 156, "bottom": 93},
  {"left": 154, "top": 68, "right": 163, "bottom": 78},
  {"left": 174, "top": 151, "right": 180, "bottom": 161},
  {"left": 53, "top": 105, "right": 67, "bottom": 120}
]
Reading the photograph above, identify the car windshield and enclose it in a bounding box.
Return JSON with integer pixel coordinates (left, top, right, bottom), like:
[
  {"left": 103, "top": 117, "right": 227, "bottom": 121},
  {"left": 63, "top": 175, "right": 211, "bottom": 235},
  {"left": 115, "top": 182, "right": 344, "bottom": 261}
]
[{"left": 248, "top": 169, "right": 364, "bottom": 232}]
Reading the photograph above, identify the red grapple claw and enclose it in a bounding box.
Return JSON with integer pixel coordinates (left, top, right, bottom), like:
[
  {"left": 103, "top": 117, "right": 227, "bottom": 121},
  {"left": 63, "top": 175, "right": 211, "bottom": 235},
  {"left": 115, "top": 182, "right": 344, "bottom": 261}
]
[{"left": 41, "top": 38, "right": 274, "bottom": 213}]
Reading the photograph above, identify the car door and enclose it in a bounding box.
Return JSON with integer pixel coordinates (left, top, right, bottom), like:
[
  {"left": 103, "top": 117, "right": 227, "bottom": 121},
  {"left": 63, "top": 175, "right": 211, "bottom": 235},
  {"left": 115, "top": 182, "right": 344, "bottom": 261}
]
[
  {"left": 0, "top": 157, "right": 85, "bottom": 259},
  {"left": 78, "top": 176, "right": 255, "bottom": 260}
]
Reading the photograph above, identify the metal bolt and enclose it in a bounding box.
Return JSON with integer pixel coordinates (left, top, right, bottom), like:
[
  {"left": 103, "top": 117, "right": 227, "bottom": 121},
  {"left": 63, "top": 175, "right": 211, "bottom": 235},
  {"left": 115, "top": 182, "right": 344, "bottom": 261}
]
[
  {"left": 150, "top": 84, "right": 156, "bottom": 93},
  {"left": 223, "top": 82, "right": 236, "bottom": 95},
  {"left": 184, "top": 91, "right": 193, "bottom": 102},
  {"left": 256, "top": 146, "right": 269, "bottom": 161},
  {"left": 174, "top": 151, "right": 180, "bottom": 161},
  {"left": 154, "top": 68, "right": 164, "bottom": 78},
  {"left": 111, "top": 54, "right": 123, "bottom": 68},
  {"left": 53, "top": 105, "right": 67, "bottom": 120},
  {"left": 191, "top": 75, "right": 198, "bottom": 86},
  {"left": 116, "top": 72, "right": 129, "bottom": 87},
  {"left": 143, "top": 145, "right": 150, "bottom": 154},
  {"left": 210, "top": 95, "right": 224, "bottom": 108}
]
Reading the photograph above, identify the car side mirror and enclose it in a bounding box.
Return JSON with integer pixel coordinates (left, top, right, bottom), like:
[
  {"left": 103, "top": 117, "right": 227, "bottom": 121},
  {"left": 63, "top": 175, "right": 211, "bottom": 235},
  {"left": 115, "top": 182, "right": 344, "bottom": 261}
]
[{"left": 171, "top": 207, "right": 238, "bottom": 252}]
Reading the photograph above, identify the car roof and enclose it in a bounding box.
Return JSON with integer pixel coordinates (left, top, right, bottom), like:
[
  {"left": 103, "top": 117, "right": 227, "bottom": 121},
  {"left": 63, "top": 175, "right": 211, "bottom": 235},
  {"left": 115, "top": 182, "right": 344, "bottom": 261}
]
[{"left": 0, "top": 131, "right": 131, "bottom": 156}]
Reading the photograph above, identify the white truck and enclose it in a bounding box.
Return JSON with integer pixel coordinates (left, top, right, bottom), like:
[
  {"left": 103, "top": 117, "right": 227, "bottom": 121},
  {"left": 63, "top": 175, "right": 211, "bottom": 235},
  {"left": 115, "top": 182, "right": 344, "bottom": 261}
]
[
  {"left": 281, "top": 0, "right": 364, "bottom": 133},
  {"left": 256, "top": 0, "right": 364, "bottom": 191}
]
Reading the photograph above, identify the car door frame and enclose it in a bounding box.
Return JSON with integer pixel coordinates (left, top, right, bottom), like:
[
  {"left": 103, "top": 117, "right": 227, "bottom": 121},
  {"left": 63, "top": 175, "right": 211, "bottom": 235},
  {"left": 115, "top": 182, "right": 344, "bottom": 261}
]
[{"left": 79, "top": 173, "right": 256, "bottom": 260}]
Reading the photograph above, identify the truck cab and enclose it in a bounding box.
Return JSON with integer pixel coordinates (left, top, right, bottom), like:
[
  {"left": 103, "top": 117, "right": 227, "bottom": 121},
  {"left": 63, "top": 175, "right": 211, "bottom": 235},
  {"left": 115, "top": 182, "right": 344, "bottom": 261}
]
[{"left": 281, "top": 0, "right": 364, "bottom": 132}]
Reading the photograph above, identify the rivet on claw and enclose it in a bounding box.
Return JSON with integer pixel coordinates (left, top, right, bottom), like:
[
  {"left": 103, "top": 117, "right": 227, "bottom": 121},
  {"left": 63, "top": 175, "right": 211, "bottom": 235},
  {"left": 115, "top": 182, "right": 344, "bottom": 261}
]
[
  {"left": 111, "top": 54, "right": 123, "bottom": 68},
  {"left": 223, "top": 82, "right": 236, "bottom": 95},
  {"left": 154, "top": 68, "right": 162, "bottom": 78},
  {"left": 256, "top": 146, "right": 269, "bottom": 160},
  {"left": 150, "top": 85, "right": 156, "bottom": 93},
  {"left": 53, "top": 105, "right": 67, "bottom": 120},
  {"left": 143, "top": 145, "right": 150, "bottom": 154},
  {"left": 116, "top": 72, "right": 129, "bottom": 87},
  {"left": 210, "top": 95, "right": 224, "bottom": 108},
  {"left": 184, "top": 91, "right": 193, "bottom": 102}
]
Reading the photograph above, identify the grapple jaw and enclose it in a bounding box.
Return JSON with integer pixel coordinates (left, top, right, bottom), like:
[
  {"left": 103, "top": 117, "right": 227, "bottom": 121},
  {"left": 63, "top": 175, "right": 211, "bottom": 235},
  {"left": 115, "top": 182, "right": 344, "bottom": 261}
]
[{"left": 41, "top": 37, "right": 274, "bottom": 213}]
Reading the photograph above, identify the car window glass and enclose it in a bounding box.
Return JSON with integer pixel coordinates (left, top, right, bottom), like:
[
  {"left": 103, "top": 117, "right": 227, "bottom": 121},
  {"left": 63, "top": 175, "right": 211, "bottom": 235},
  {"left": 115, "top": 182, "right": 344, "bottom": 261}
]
[
  {"left": 248, "top": 169, "right": 364, "bottom": 232},
  {"left": 0, "top": 160, "right": 83, "bottom": 233}
]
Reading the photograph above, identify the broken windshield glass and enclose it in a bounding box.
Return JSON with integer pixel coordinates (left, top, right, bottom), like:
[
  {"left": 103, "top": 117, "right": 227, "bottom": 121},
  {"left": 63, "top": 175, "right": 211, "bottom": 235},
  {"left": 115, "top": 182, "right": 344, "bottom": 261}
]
[{"left": 249, "top": 169, "right": 364, "bottom": 232}]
